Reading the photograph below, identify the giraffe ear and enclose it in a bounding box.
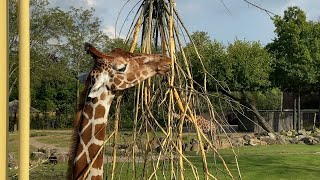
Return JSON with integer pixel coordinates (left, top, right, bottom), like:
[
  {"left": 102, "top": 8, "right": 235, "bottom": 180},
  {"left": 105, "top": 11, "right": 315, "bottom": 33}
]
[
  {"left": 77, "top": 72, "right": 89, "bottom": 84},
  {"left": 88, "top": 79, "right": 106, "bottom": 98}
]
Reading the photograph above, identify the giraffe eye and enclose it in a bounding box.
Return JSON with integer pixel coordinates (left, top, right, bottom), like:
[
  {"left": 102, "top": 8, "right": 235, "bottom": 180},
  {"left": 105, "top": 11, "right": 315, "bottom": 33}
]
[{"left": 113, "top": 64, "right": 127, "bottom": 73}]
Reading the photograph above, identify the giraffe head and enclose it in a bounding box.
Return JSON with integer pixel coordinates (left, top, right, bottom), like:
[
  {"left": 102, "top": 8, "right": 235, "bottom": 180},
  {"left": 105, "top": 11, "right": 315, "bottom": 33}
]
[{"left": 84, "top": 43, "right": 171, "bottom": 98}]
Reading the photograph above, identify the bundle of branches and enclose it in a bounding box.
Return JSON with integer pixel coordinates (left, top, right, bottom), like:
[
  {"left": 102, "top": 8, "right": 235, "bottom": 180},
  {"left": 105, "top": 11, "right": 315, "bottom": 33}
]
[{"left": 106, "top": 0, "right": 243, "bottom": 179}]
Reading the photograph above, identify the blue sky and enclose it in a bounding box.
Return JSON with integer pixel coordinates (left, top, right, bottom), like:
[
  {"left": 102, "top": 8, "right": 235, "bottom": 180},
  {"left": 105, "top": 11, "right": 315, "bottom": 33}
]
[{"left": 50, "top": 0, "right": 320, "bottom": 46}]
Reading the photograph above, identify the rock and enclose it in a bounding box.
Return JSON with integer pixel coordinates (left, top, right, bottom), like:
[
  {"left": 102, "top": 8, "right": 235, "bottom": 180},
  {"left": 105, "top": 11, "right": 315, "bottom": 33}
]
[
  {"left": 57, "top": 152, "right": 69, "bottom": 163},
  {"left": 300, "top": 136, "right": 318, "bottom": 145},
  {"left": 297, "top": 135, "right": 306, "bottom": 141},
  {"left": 312, "top": 128, "right": 320, "bottom": 134},
  {"left": 268, "top": 133, "right": 276, "bottom": 140},
  {"left": 243, "top": 134, "right": 251, "bottom": 141},
  {"left": 49, "top": 148, "right": 57, "bottom": 155},
  {"left": 289, "top": 137, "right": 299, "bottom": 144},
  {"left": 232, "top": 138, "right": 244, "bottom": 147},
  {"left": 280, "top": 130, "right": 287, "bottom": 135},
  {"left": 259, "top": 140, "right": 268, "bottom": 145},
  {"left": 8, "top": 154, "right": 18, "bottom": 170},
  {"left": 298, "top": 129, "right": 307, "bottom": 136},
  {"left": 248, "top": 139, "right": 258, "bottom": 146},
  {"left": 38, "top": 146, "right": 49, "bottom": 155},
  {"left": 30, "top": 152, "right": 47, "bottom": 160},
  {"left": 49, "top": 154, "right": 58, "bottom": 164},
  {"left": 261, "top": 138, "right": 278, "bottom": 145},
  {"left": 286, "top": 131, "right": 293, "bottom": 137}
]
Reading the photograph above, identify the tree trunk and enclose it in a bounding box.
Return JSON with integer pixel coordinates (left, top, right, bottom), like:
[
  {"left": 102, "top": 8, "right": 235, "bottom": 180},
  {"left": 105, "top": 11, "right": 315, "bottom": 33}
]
[
  {"left": 293, "top": 95, "right": 297, "bottom": 131},
  {"left": 297, "top": 91, "right": 301, "bottom": 130},
  {"left": 220, "top": 89, "right": 274, "bottom": 133},
  {"left": 318, "top": 89, "right": 320, "bottom": 128},
  {"left": 241, "top": 92, "right": 274, "bottom": 133}
]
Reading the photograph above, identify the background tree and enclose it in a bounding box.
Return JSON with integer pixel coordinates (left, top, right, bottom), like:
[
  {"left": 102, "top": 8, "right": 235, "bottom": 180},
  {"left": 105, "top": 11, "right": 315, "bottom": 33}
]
[{"left": 267, "top": 6, "right": 320, "bottom": 129}]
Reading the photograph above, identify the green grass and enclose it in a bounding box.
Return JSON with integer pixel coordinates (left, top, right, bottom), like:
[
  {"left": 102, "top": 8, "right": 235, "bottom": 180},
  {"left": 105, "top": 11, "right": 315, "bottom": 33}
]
[{"left": 8, "top": 130, "right": 320, "bottom": 179}]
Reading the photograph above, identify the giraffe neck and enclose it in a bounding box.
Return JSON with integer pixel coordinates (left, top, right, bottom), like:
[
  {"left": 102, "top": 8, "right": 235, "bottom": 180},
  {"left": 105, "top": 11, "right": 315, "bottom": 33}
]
[{"left": 71, "top": 91, "right": 115, "bottom": 180}]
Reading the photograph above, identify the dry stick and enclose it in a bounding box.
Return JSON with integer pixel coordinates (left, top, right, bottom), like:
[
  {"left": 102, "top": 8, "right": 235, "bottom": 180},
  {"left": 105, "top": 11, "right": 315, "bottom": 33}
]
[
  {"left": 167, "top": 1, "right": 177, "bottom": 179},
  {"left": 118, "top": 0, "right": 143, "bottom": 39},
  {"left": 167, "top": 2, "right": 212, "bottom": 178},
  {"left": 132, "top": 85, "right": 140, "bottom": 179},
  {"left": 172, "top": 88, "right": 214, "bottom": 180},
  {"left": 130, "top": 13, "right": 143, "bottom": 53},
  {"left": 111, "top": 94, "right": 123, "bottom": 180},
  {"left": 201, "top": 94, "right": 240, "bottom": 179},
  {"left": 130, "top": 22, "right": 142, "bottom": 179}
]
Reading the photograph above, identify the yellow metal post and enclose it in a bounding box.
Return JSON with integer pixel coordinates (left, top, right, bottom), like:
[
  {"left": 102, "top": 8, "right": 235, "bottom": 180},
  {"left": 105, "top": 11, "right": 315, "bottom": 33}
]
[
  {"left": 0, "top": 0, "right": 9, "bottom": 179},
  {"left": 19, "top": 0, "right": 30, "bottom": 179}
]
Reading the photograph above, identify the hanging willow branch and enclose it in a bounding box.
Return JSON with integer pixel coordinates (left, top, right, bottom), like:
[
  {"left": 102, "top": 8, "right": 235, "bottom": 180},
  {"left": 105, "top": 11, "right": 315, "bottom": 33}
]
[{"left": 107, "top": 0, "right": 247, "bottom": 179}]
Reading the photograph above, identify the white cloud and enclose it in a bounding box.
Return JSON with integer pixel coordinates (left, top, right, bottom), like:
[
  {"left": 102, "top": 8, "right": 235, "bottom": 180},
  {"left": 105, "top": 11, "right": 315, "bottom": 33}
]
[
  {"left": 103, "top": 25, "right": 117, "bottom": 38},
  {"left": 277, "top": 0, "right": 320, "bottom": 20},
  {"left": 85, "top": 0, "right": 96, "bottom": 6},
  {"left": 102, "top": 25, "right": 126, "bottom": 39}
]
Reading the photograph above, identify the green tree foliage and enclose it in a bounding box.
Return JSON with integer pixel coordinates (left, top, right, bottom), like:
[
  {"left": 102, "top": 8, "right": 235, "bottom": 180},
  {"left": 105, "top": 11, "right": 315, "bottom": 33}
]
[
  {"left": 185, "top": 31, "right": 227, "bottom": 90},
  {"left": 267, "top": 6, "right": 320, "bottom": 92},
  {"left": 225, "top": 40, "right": 272, "bottom": 91},
  {"left": 9, "top": 0, "right": 109, "bottom": 128}
]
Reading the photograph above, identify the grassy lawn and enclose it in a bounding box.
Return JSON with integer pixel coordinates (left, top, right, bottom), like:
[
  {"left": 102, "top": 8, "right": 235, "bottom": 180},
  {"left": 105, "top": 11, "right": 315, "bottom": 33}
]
[{"left": 8, "top": 130, "right": 320, "bottom": 179}]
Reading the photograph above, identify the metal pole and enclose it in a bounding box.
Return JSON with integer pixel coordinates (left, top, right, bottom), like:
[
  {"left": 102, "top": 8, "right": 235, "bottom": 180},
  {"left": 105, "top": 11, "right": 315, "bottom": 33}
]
[
  {"left": 19, "top": 0, "right": 30, "bottom": 179},
  {"left": 0, "top": 0, "right": 9, "bottom": 179}
]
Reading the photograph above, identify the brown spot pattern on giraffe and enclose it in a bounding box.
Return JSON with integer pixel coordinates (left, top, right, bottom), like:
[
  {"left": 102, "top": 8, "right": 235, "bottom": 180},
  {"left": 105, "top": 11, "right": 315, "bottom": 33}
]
[
  {"left": 114, "top": 78, "right": 121, "bottom": 85},
  {"left": 92, "top": 97, "right": 99, "bottom": 104},
  {"left": 86, "top": 105, "right": 94, "bottom": 119},
  {"left": 92, "top": 153, "right": 103, "bottom": 169},
  {"left": 91, "top": 174, "right": 103, "bottom": 180},
  {"left": 88, "top": 143, "right": 101, "bottom": 160},
  {"left": 94, "top": 104, "right": 105, "bottom": 119},
  {"left": 74, "top": 154, "right": 88, "bottom": 178},
  {"left": 94, "top": 124, "right": 106, "bottom": 141},
  {"left": 79, "top": 116, "right": 89, "bottom": 131},
  {"left": 126, "top": 73, "right": 135, "bottom": 82},
  {"left": 82, "top": 124, "right": 92, "bottom": 145},
  {"left": 100, "top": 92, "right": 107, "bottom": 100}
]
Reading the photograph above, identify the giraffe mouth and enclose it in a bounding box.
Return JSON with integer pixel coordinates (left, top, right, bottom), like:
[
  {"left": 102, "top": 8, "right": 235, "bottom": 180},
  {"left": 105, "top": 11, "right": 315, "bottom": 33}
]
[{"left": 157, "top": 60, "right": 171, "bottom": 75}]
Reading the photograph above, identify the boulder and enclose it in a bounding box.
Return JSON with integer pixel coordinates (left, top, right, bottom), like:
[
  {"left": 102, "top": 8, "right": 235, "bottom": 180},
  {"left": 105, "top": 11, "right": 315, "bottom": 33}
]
[
  {"left": 8, "top": 154, "right": 18, "bottom": 170},
  {"left": 243, "top": 134, "right": 251, "bottom": 141},
  {"left": 289, "top": 137, "right": 299, "bottom": 144},
  {"left": 38, "top": 146, "right": 49, "bottom": 155},
  {"left": 49, "top": 153, "right": 58, "bottom": 164},
  {"left": 30, "top": 152, "right": 47, "bottom": 160},
  {"left": 280, "top": 130, "right": 287, "bottom": 135},
  {"left": 268, "top": 133, "right": 276, "bottom": 140},
  {"left": 286, "top": 131, "right": 293, "bottom": 137},
  {"left": 49, "top": 148, "right": 58, "bottom": 155},
  {"left": 57, "top": 152, "right": 69, "bottom": 163},
  {"left": 298, "top": 129, "right": 307, "bottom": 136},
  {"left": 232, "top": 138, "right": 244, "bottom": 147},
  {"left": 300, "top": 136, "right": 318, "bottom": 145}
]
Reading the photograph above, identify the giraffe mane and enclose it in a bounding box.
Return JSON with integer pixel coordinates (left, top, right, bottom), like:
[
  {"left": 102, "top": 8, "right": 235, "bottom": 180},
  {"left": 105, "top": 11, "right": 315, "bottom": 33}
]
[{"left": 66, "top": 76, "right": 91, "bottom": 180}]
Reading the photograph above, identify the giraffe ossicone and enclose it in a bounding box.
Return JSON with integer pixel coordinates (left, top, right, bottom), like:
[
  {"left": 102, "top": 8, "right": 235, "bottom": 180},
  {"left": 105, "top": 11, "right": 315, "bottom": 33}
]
[{"left": 67, "top": 43, "right": 171, "bottom": 180}]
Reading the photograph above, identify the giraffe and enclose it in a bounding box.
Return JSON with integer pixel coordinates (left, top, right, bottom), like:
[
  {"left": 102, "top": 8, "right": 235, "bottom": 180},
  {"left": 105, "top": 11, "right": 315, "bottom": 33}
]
[
  {"left": 172, "top": 112, "right": 218, "bottom": 153},
  {"left": 172, "top": 112, "right": 217, "bottom": 138},
  {"left": 67, "top": 43, "right": 171, "bottom": 180}
]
